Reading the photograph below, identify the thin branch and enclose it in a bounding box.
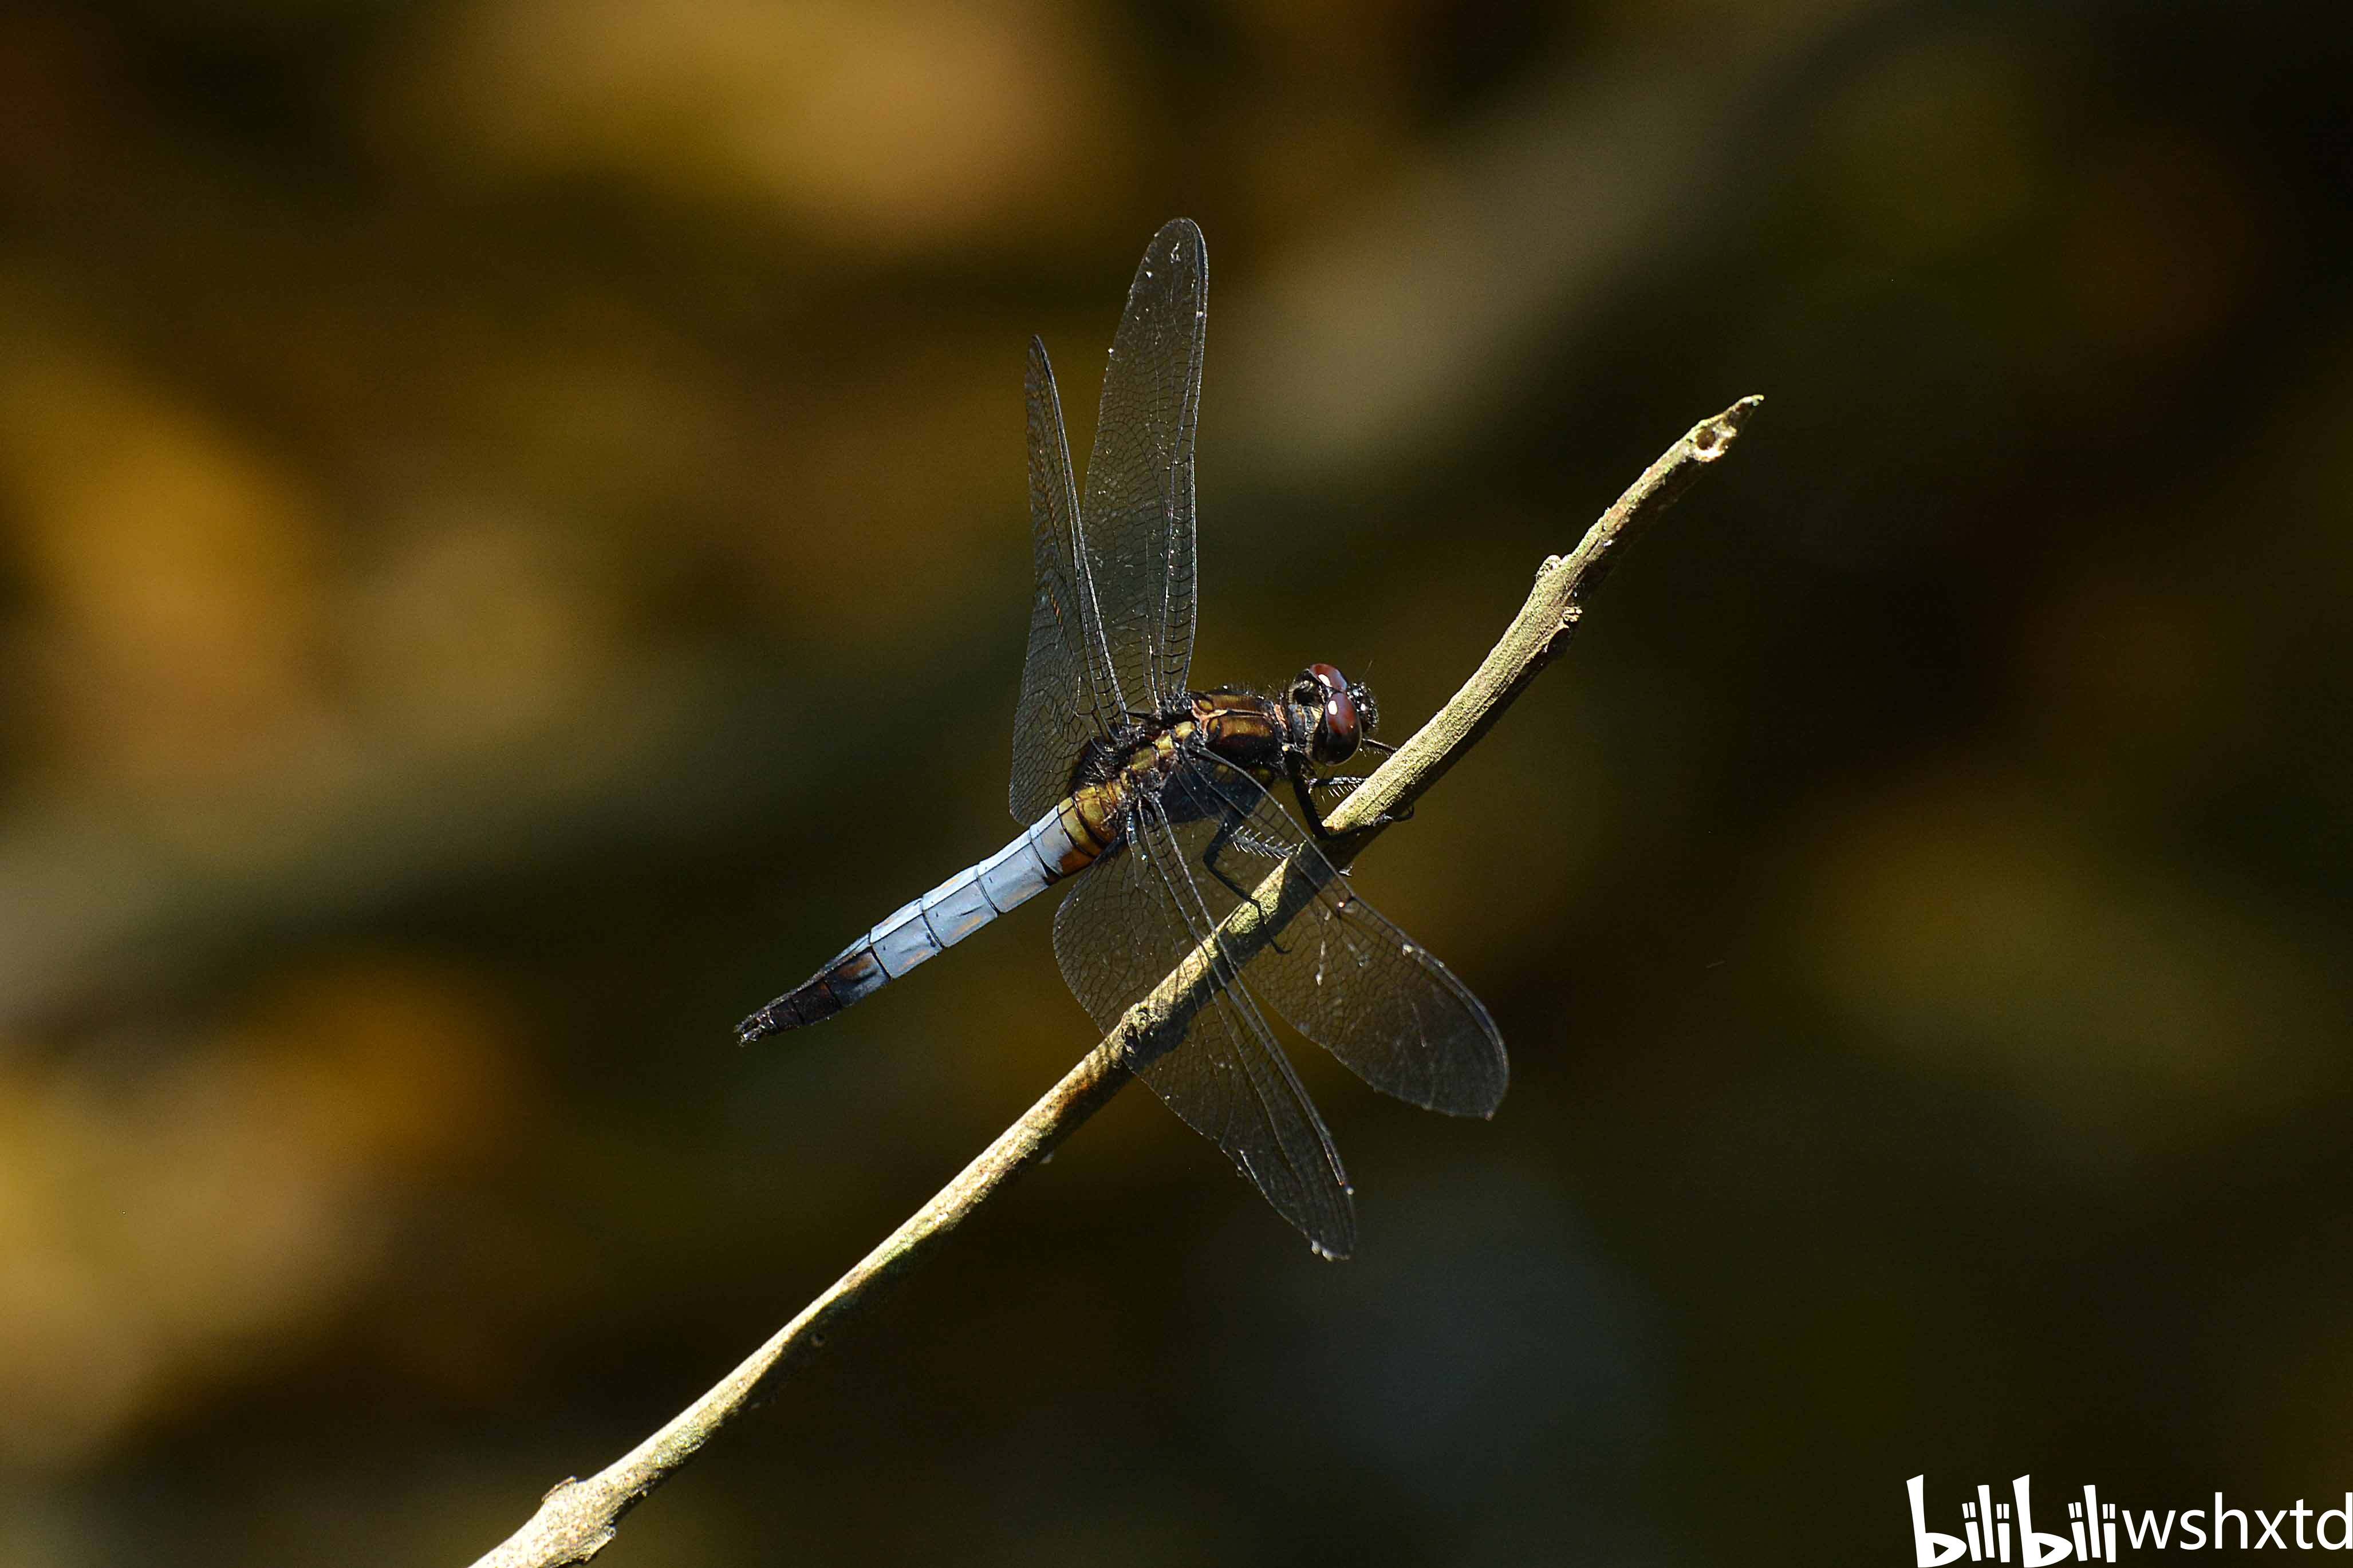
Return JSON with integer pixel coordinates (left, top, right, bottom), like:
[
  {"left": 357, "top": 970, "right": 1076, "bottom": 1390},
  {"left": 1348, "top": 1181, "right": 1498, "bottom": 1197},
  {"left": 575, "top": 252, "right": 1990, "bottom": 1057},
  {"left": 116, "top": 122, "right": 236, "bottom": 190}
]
[{"left": 468, "top": 394, "right": 1760, "bottom": 1568}]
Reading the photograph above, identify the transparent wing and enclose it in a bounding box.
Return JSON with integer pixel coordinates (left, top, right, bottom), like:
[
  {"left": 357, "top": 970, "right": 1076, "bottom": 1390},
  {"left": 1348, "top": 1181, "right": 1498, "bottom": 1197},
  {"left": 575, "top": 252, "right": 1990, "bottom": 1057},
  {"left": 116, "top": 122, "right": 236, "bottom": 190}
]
[
  {"left": 1079, "top": 217, "right": 1204, "bottom": 714},
  {"left": 1162, "top": 755, "right": 1509, "bottom": 1117},
  {"left": 1053, "top": 797, "right": 1355, "bottom": 1258},
  {"left": 1011, "top": 337, "right": 1122, "bottom": 823}
]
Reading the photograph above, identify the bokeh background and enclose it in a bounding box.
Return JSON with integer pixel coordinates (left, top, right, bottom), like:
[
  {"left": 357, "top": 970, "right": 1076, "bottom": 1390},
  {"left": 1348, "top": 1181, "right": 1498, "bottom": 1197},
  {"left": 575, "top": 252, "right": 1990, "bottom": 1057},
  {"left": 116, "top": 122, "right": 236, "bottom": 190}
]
[{"left": 1, "top": 1, "right": 2347, "bottom": 1562}]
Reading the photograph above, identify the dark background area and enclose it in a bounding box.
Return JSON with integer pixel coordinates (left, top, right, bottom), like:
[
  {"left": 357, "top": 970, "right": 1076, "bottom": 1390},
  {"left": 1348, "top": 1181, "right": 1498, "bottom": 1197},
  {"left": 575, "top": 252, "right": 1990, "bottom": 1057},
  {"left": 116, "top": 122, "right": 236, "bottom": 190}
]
[{"left": 1, "top": 1, "right": 2348, "bottom": 1563}]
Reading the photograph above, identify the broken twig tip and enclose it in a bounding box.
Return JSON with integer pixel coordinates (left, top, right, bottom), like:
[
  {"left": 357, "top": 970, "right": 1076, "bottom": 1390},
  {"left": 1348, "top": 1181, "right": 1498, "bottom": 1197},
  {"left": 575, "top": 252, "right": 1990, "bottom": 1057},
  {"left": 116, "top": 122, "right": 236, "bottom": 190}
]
[{"left": 1687, "top": 396, "right": 1761, "bottom": 461}]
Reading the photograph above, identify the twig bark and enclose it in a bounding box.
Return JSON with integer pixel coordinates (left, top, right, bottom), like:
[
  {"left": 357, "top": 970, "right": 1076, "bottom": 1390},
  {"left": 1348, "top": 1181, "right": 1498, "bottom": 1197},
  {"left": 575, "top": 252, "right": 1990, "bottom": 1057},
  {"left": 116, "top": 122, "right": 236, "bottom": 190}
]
[{"left": 468, "top": 394, "right": 1760, "bottom": 1568}]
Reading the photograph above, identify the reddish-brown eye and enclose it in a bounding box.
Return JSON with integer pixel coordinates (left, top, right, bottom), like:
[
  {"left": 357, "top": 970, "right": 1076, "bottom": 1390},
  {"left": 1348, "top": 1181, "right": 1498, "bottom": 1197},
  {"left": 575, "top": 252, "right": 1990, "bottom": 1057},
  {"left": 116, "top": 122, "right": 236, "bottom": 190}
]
[{"left": 1308, "top": 662, "right": 1358, "bottom": 761}]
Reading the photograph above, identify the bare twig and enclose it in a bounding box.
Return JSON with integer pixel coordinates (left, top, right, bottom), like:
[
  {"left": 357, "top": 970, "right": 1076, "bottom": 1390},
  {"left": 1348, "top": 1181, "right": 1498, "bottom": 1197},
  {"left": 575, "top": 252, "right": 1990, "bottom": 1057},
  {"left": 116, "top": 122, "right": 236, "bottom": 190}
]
[{"left": 468, "top": 395, "right": 1760, "bottom": 1568}]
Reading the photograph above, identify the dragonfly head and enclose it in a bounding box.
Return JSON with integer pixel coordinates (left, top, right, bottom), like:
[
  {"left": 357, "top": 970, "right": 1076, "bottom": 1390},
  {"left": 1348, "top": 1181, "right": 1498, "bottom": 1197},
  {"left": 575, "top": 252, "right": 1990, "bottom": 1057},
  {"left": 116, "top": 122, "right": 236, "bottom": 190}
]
[{"left": 1294, "top": 663, "right": 1378, "bottom": 765}]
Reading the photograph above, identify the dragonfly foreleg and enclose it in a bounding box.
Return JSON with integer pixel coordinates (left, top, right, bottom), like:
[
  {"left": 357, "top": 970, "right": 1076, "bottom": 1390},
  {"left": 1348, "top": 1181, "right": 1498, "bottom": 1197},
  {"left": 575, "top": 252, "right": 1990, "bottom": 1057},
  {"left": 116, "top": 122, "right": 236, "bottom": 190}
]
[
  {"left": 1287, "top": 751, "right": 1410, "bottom": 838},
  {"left": 1315, "top": 773, "right": 1414, "bottom": 821}
]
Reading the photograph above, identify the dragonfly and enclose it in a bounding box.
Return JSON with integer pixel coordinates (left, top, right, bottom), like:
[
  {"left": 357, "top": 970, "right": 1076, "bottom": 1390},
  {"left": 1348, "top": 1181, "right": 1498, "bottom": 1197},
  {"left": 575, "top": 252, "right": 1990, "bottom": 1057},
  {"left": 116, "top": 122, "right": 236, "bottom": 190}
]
[{"left": 738, "top": 219, "right": 1507, "bottom": 1258}]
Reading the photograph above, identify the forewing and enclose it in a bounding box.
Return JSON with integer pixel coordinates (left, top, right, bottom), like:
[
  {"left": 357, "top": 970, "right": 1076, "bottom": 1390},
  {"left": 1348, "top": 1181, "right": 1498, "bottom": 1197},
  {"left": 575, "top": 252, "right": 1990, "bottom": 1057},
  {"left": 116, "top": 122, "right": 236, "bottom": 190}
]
[
  {"left": 1012, "top": 337, "right": 1122, "bottom": 823},
  {"left": 1164, "top": 756, "right": 1509, "bottom": 1117},
  {"left": 1053, "top": 799, "right": 1355, "bottom": 1258},
  {"left": 1079, "top": 218, "right": 1204, "bottom": 712}
]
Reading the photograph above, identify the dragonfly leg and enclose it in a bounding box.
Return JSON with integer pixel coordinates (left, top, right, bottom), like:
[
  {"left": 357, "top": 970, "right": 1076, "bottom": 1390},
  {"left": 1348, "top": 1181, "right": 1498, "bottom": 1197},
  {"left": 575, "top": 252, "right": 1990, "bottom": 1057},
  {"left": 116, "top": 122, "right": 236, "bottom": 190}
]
[
  {"left": 1200, "top": 810, "right": 1293, "bottom": 898},
  {"left": 1318, "top": 773, "right": 1415, "bottom": 822},
  {"left": 1290, "top": 753, "right": 1410, "bottom": 838},
  {"left": 1232, "top": 825, "right": 1296, "bottom": 860},
  {"left": 1197, "top": 804, "right": 1302, "bottom": 954},
  {"left": 1199, "top": 812, "right": 1251, "bottom": 899}
]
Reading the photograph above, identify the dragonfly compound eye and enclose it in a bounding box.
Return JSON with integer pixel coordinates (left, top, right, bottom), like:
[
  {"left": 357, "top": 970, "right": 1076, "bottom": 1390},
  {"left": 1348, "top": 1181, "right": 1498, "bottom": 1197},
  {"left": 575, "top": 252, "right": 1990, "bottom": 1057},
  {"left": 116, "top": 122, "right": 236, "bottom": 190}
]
[{"left": 1306, "top": 662, "right": 1359, "bottom": 761}]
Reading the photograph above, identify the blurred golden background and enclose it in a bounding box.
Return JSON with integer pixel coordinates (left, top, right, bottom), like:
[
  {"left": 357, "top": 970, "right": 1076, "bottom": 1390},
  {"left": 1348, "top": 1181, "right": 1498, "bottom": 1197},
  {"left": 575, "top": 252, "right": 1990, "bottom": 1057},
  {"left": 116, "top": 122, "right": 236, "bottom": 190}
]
[{"left": 1, "top": 0, "right": 2347, "bottom": 1562}]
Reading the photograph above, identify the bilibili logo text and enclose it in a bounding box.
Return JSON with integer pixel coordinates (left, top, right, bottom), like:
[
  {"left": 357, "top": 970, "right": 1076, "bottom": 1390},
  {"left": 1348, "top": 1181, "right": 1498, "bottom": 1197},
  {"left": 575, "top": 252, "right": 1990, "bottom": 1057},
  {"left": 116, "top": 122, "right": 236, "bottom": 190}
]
[{"left": 1909, "top": 1476, "right": 2353, "bottom": 1562}]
